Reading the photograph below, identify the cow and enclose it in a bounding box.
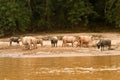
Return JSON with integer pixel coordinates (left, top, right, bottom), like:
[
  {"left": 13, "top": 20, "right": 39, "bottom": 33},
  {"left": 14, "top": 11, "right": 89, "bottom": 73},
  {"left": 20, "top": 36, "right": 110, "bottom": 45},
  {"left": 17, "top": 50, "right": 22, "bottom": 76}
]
[
  {"left": 77, "top": 36, "right": 92, "bottom": 47},
  {"left": 36, "top": 38, "right": 43, "bottom": 46},
  {"left": 97, "top": 39, "right": 111, "bottom": 51},
  {"left": 22, "top": 36, "right": 42, "bottom": 49},
  {"left": 9, "top": 37, "right": 21, "bottom": 46},
  {"left": 62, "top": 36, "right": 77, "bottom": 47},
  {"left": 51, "top": 36, "right": 58, "bottom": 47}
]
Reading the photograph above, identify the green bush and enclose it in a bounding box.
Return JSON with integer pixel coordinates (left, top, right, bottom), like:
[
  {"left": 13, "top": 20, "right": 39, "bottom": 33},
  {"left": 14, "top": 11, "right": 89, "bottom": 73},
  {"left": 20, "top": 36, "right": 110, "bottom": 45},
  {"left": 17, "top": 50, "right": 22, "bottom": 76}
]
[{"left": 0, "top": 0, "right": 31, "bottom": 37}]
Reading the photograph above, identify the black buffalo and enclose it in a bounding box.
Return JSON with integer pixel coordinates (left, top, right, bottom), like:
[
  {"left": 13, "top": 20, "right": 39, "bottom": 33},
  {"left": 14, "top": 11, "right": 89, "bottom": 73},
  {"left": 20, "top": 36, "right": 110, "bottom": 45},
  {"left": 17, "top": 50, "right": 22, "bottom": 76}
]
[
  {"left": 97, "top": 39, "right": 111, "bottom": 51},
  {"left": 10, "top": 37, "right": 21, "bottom": 46},
  {"left": 51, "top": 36, "right": 58, "bottom": 47}
]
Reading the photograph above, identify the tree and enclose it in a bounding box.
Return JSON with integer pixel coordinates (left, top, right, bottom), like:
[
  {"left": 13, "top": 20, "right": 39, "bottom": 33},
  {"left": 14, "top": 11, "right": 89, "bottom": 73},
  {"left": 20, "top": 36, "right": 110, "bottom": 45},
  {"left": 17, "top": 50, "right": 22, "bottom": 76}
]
[
  {"left": 68, "top": 0, "right": 96, "bottom": 27},
  {"left": 105, "top": 0, "right": 120, "bottom": 27},
  {"left": 0, "top": 0, "right": 31, "bottom": 37}
]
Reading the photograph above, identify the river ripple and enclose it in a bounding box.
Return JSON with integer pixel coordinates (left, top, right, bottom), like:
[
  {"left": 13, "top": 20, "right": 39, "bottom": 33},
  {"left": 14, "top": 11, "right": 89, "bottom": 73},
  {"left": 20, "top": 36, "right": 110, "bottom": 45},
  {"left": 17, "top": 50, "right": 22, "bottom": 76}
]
[{"left": 0, "top": 55, "right": 120, "bottom": 80}]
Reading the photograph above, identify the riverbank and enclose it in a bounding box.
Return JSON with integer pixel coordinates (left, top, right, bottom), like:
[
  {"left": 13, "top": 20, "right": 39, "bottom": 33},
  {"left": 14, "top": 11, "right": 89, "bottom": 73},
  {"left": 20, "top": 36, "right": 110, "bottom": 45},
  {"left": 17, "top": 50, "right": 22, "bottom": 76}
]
[{"left": 0, "top": 32, "right": 120, "bottom": 57}]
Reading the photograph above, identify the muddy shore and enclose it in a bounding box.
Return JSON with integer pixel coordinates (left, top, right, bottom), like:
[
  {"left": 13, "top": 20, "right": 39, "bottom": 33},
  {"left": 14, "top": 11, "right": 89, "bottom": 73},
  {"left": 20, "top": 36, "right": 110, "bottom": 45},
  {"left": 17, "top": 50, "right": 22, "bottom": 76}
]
[{"left": 0, "top": 33, "right": 120, "bottom": 57}]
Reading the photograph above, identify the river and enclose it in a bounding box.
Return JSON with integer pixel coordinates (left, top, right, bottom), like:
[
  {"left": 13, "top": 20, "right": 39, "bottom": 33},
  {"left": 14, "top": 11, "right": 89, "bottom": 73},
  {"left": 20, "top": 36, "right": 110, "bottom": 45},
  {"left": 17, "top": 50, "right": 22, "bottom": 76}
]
[{"left": 0, "top": 54, "right": 120, "bottom": 80}]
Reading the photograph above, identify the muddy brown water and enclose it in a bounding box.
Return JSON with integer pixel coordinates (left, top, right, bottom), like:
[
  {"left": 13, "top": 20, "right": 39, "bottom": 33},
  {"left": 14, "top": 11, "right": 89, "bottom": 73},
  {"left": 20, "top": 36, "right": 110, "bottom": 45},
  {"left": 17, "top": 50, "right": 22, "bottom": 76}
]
[{"left": 0, "top": 54, "right": 120, "bottom": 80}]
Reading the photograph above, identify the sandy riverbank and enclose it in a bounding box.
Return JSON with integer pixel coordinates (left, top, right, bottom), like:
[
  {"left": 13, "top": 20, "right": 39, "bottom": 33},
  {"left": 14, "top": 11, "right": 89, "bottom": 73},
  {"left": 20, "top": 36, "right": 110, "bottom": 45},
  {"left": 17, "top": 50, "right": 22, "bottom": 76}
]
[{"left": 0, "top": 33, "right": 120, "bottom": 57}]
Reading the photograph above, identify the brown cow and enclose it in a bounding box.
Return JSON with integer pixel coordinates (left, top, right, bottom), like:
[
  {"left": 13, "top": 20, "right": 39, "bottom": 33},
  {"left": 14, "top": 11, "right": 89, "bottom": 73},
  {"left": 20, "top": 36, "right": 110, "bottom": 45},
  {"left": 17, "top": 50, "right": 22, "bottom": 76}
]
[
  {"left": 77, "top": 36, "right": 92, "bottom": 47},
  {"left": 62, "top": 36, "right": 77, "bottom": 47}
]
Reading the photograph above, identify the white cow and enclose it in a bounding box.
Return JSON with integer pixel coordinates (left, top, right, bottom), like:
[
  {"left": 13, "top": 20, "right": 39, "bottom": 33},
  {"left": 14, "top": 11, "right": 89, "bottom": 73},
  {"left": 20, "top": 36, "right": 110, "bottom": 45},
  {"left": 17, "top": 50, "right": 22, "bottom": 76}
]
[{"left": 22, "top": 36, "right": 43, "bottom": 49}]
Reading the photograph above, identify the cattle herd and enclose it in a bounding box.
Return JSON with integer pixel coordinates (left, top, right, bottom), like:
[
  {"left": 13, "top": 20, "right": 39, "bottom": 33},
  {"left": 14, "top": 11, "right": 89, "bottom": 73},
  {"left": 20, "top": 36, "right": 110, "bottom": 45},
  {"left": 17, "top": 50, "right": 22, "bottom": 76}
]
[{"left": 8, "top": 35, "right": 112, "bottom": 51}]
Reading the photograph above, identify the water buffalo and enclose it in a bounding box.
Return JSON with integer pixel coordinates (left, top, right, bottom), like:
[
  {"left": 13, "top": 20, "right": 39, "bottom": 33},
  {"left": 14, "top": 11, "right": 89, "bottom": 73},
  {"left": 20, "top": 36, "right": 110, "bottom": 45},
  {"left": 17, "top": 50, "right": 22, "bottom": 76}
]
[
  {"left": 97, "top": 39, "right": 111, "bottom": 51},
  {"left": 36, "top": 38, "right": 43, "bottom": 46},
  {"left": 9, "top": 37, "right": 21, "bottom": 46},
  {"left": 22, "top": 36, "right": 42, "bottom": 49},
  {"left": 62, "top": 36, "right": 77, "bottom": 47},
  {"left": 51, "top": 36, "right": 58, "bottom": 47},
  {"left": 77, "top": 36, "right": 92, "bottom": 47}
]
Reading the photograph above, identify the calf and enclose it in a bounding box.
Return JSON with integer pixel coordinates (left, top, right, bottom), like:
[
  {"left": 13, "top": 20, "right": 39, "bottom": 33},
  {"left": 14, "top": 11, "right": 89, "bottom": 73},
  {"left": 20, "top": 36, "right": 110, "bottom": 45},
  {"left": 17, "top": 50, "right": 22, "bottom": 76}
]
[
  {"left": 51, "top": 36, "right": 58, "bottom": 47},
  {"left": 9, "top": 37, "right": 21, "bottom": 46},
  {"left": 97, "top": 39, "right": 111, "bottom": 51},
  {"left": 36, "top": 38, "right": 43, "bottom": 46}
]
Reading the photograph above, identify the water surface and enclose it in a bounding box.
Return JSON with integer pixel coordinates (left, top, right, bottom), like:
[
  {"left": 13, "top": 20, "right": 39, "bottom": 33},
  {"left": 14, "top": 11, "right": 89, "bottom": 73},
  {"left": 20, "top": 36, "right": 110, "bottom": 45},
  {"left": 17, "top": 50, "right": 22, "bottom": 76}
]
[{"left": 0, "top": 55, "right": 120, "bottom": 80}]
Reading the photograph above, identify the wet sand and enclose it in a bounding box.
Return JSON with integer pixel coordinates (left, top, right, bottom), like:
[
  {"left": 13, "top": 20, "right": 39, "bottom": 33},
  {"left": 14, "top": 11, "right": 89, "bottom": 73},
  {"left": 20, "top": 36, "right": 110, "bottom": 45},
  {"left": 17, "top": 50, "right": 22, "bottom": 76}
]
[{"left": 0, "top": 33, "right": 120, "bottom": 57}]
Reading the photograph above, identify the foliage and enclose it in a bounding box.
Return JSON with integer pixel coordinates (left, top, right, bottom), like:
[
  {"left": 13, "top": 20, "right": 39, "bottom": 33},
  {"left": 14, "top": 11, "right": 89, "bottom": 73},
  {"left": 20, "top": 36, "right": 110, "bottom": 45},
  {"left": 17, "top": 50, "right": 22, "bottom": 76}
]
[
  {"left": 0, "top": 0, "right": 120, "bottom": 37},
  {"left": 0, "top": 0, "right": 31, "bottom": 37},
  {"left": 105, "top": 0, "right": 120, "bottom": 27},
  {"left": 68, "top": 0, "right": 95, "bottom": 26}
]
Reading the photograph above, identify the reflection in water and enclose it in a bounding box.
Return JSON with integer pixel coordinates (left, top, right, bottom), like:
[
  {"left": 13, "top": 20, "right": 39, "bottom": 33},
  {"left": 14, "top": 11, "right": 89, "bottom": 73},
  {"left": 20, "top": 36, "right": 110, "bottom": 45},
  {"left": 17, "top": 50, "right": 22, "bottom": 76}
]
[{"left": 0, "top": 55, "right": 120, "bottom": 80}]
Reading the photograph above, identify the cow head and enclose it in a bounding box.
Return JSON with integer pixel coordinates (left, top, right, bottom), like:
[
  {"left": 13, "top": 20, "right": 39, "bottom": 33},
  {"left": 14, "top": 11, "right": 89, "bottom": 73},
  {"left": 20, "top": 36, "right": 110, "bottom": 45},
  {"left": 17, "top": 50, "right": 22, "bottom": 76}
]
[{"left": 97, "top": 43, "right": 101, "bottom": 49}]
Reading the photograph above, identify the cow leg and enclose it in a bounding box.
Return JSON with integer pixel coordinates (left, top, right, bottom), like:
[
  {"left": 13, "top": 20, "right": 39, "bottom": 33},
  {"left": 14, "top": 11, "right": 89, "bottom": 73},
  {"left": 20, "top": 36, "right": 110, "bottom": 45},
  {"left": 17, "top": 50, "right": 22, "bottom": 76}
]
[
  {"left": 29, "top": 44, "right": 32, "bottom": 49},
  {"left": 101, "top": 47, "right": 102, "bottom": 51},
  {"left": 72, "top": 42, "right": 73, "bottom": 47},
  {"left": 56, "top": 43, "right": 57, "bottom": 47},
  {"left": 86, "top": 43, "right": 89, "bottom": 48},
  {"left": 10, "top": 41, "right": 12, "bottom": 46},
  {"left": 41, "top": 42, "right": 43, "bottom": 46},
  {"left": 76, "top": 42, "right": 80, "bottom": 47},
  {"left": 51, "top": 41, "right": 53, "bottom": 47},
  {"left": 26, "top": 45, "right": 30, "bottom": 49},
  {"left": 80, "top": 41, "right": 82, "bottom": 48},
  {"left": 55, "top": 43, "right": 56, "bottom": 47},
  {"left": 51, "top": 43, "right": 53, "bottom": 47},
  {"left": 33, "top": 43, "right": 37, "bottom": 49},
  {"left": 102, "top": 46, "right": 104, "bottom": 51},
  {"left": 108, "top": 45, "right": 111, "bottom": 50},
  {"left": 53, "top": 44, "right": 54, "bottom": 47},
  {"left": 52, "top": 43, "right": 54, "bottom": 47},
  {"left": 17, "top": 41, "right": 20, "bottom": 46},
  {"left": 22, "top": 45, "right": 26, "bottom": 49},
  {"left": 35, "top": 44, "right": 37, "bottom": 49}
]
